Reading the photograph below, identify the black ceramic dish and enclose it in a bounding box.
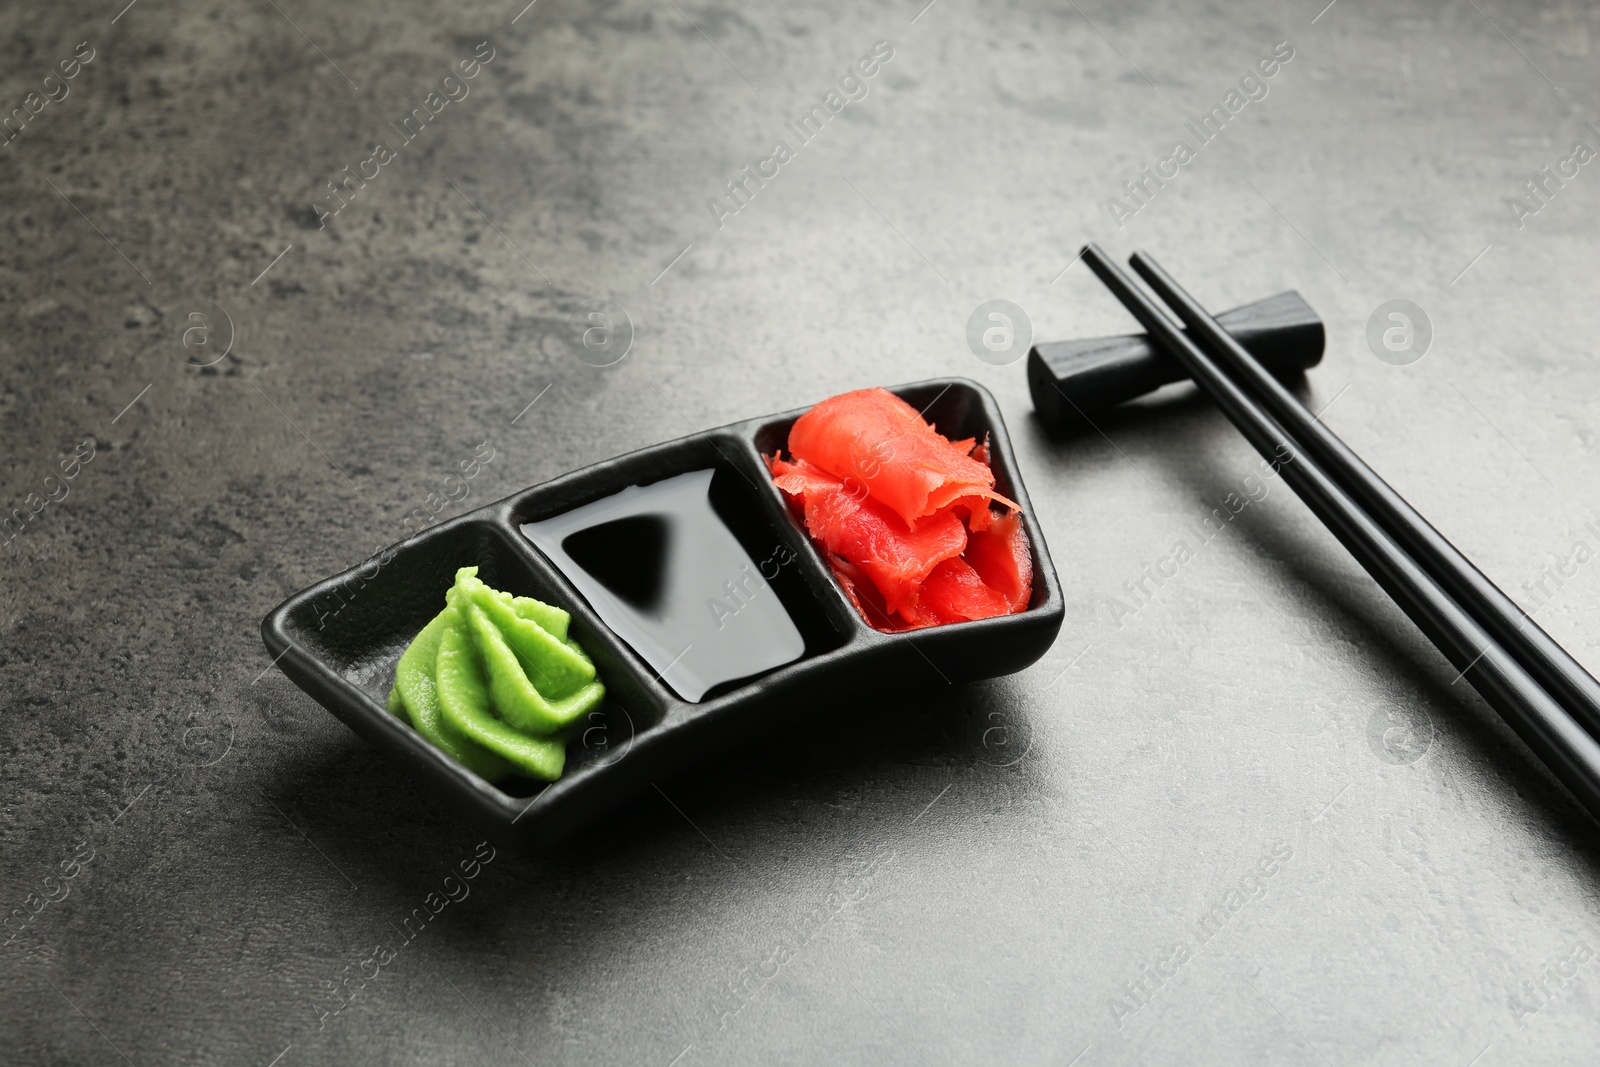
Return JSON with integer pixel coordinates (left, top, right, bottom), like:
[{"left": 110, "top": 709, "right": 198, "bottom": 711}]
[{"left": 260, "top": 378, "right": 1064, "bottom": 851}]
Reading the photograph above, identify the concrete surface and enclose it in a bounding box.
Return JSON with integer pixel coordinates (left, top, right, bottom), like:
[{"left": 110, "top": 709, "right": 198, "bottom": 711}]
[{"left": 4, "top": 0, "right": 1600, "bottom": 1063}]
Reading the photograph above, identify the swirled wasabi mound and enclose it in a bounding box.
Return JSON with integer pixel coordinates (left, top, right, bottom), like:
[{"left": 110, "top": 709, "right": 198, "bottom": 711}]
[{"left": 387, "top": 567, "right": 605, "bottom": 782}]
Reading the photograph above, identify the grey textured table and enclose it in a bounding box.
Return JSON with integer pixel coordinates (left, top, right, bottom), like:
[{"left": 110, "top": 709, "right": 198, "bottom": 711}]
[{"left": 5, "top": 1, "right": 1600, "bottom": 1063}]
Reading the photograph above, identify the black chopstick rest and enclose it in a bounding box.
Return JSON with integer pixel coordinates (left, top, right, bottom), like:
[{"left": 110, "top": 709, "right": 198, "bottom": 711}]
[{"left": 1026, "top": 290, "right": 1324, "bottom": 432}]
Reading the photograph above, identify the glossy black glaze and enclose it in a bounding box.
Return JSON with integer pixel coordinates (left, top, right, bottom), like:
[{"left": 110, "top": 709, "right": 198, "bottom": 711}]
[{"left": 261, "top": 379, "right": 1063, "bottom": 852}]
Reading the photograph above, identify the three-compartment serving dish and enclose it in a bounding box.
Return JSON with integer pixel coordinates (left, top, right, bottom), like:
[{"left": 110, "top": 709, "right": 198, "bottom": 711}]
[{"left": 262, "top": 379, "right": 1063, "bottom": 851}]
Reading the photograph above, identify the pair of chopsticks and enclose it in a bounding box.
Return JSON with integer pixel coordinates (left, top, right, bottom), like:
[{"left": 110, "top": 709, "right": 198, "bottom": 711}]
[{"left": 1081, "top": 244, "right": 1600, "bottom": 823}]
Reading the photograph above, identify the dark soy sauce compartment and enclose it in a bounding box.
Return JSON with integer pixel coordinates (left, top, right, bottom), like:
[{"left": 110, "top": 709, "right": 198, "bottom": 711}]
[
  {"left": 509, "top": 438, "right": 851, "bottom": 670},
  {"left": 276, "top": 518, "right": 667, "bottom": 798},
  {"left": 526, "top": 468, "right": 804, "bottom": 704},
  {"left": 521, "top": 460, "right": 851, "bottom": 704}
]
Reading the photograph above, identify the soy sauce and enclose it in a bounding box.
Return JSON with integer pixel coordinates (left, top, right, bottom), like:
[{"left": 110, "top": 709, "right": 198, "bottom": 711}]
[{"left": 520, "top": 469, "right": 805, "bottom": 702}]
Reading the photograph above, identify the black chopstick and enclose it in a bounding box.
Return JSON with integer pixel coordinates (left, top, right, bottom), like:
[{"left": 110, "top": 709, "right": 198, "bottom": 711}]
[
  {"left": 1130, "top": 250, "right": 1600, "bottom": 745},
  {"left": 1079, "top": 243, "right": 1600, "bottom": 824}
]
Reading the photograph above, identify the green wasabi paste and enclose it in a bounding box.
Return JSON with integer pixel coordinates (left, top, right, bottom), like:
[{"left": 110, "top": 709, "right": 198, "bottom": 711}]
[{"left": 387, "top": 567, "right": 605, "bottom": 782}]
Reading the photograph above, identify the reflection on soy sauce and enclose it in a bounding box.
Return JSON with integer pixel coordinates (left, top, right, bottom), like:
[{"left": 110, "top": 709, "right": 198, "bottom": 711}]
[
  {"left": 562, "top": 514, "right": 671, "bottom": 613},
  {"left": 521, "top": 469, "right": 805, "bottom": 702}
]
